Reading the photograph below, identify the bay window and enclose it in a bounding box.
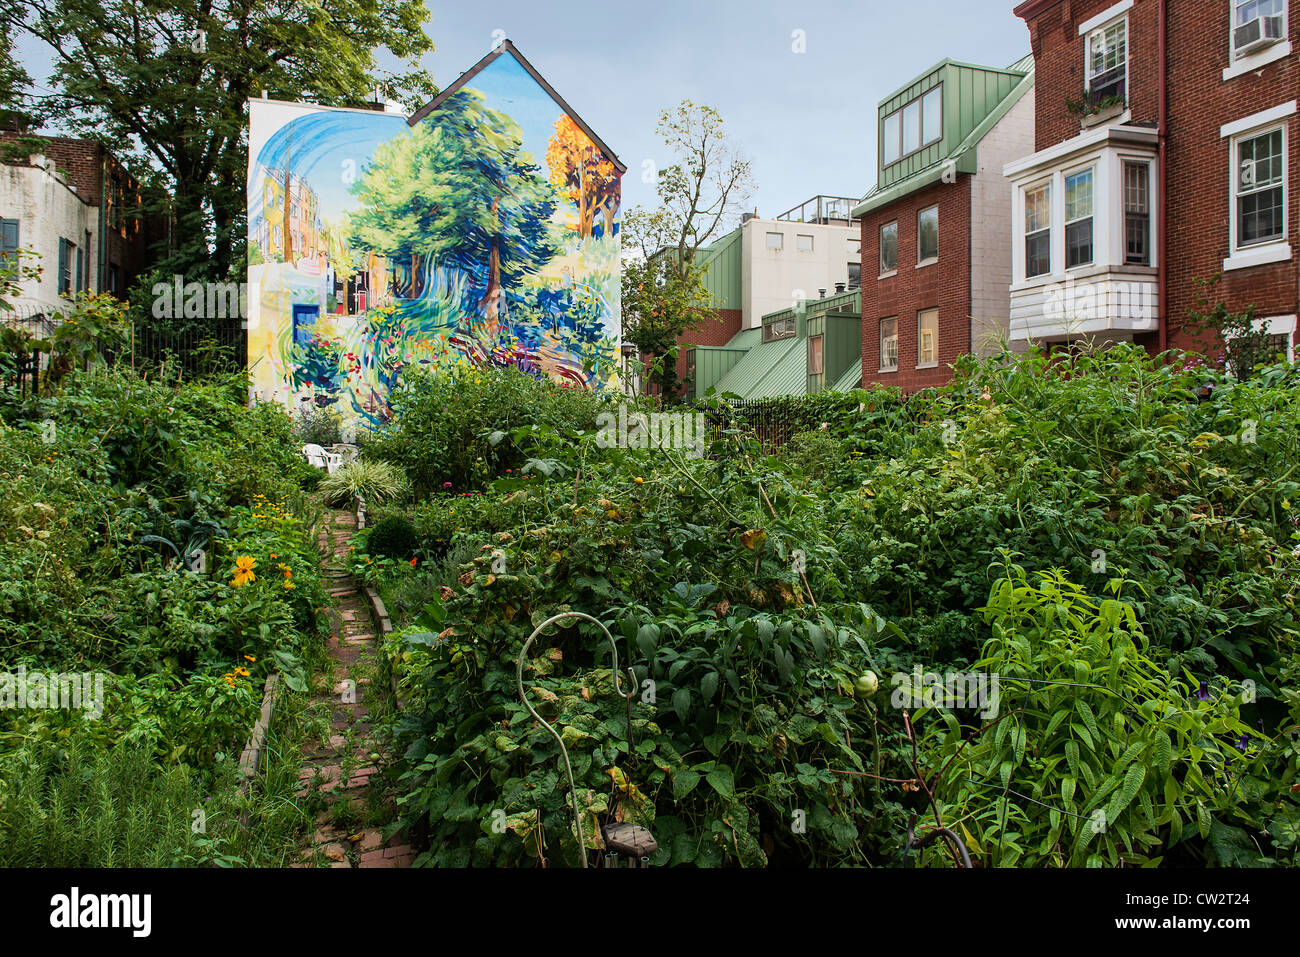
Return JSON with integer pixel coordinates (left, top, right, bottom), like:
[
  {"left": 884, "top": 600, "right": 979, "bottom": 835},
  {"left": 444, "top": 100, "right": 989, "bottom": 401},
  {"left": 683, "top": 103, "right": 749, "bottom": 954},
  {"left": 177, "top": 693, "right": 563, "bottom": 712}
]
[
  {"left": 1124, "top": 161, "right": 1150, "bottom": 265},
  {"left": 1025, "top": 183, "right": 1051, "bottom": 278},
  {"left": 1065, "top": 169, "right": 1094, "bottom": 268}
]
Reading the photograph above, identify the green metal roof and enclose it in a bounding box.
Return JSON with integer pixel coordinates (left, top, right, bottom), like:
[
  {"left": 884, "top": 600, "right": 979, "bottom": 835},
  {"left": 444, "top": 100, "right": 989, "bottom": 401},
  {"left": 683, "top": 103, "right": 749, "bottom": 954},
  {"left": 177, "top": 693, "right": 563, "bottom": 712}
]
[
  {"left": 714, "top": 336, "right": 806, "bottom": 399},
  {"left": 830, "top": 358, "right": 863, "bottom": 393},
  {"left": 697, "top": 227, "right": 743, "bottom": 310},
  {"left": 853, "top": 55, "right": 1034, "bottom": 219}
]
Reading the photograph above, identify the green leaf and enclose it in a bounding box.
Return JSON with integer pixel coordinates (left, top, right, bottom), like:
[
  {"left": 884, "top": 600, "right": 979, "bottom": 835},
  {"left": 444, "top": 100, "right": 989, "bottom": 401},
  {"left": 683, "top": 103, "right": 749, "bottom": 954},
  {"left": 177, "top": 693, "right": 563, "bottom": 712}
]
[
  {"left": 672, "top": 770, "right": 701, "bottom": 800},
  {"left": 700, "top": 671, "right": 719, "bottom": 703},
  {"left": 706, "top": 765, "right": 735, "bottom": 798}
]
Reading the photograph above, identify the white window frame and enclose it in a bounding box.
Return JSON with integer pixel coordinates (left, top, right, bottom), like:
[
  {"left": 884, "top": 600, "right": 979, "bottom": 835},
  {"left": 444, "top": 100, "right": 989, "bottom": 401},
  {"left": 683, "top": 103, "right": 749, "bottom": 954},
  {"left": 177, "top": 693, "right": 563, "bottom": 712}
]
[
  {"left": 1084, "top": 13, "right": 1128, "bottom": 104},
  {"left": 917, "top": 205, "right": 939, "bottom": 266},
  {"left": 1222, "top": 102, "right": 1294, "bottom": 270},
  {"left": 1122, "top": 158, "right": 1153, "bottom": 266},
  {"left": 1023, "top": 179, "right": 1053, "bottom": 279},
  {"left": 1225, "top": 0, "right": 1291, "bottom": 80},
  {"left": 796, "top": 233, "right": 814, "bottom": 252},
  {"left": 879, "top": 316, "right": 898, "bottom": 373},
  {"left": 917, "top": 308, "right": 939, "bottom": 368},
  {"left": 1064, "top": 166, "right": 1097, "bottom": 270},
  {"left": 766, "top": 231, "right": 784, "bottom": 251}
]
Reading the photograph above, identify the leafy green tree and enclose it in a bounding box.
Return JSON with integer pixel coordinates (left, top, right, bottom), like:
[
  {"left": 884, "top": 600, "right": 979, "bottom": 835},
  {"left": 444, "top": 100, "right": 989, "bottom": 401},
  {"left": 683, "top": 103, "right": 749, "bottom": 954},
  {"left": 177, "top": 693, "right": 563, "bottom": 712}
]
[
  {"left": 621, "top": 101, "right": 753, "bottom": 400},
  {"left": 347, "top": 88, "right": 560, "bottom": 340},
  {"left": 2, "top": 0, "right": 438, "bottom": 284}
]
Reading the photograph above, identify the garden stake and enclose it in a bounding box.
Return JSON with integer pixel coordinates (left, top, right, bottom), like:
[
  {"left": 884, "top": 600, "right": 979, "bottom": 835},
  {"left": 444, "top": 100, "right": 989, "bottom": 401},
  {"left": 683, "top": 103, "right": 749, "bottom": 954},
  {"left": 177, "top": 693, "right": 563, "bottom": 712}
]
[{"left": 517, "top": 611, "right": 638, "bottom": 868}]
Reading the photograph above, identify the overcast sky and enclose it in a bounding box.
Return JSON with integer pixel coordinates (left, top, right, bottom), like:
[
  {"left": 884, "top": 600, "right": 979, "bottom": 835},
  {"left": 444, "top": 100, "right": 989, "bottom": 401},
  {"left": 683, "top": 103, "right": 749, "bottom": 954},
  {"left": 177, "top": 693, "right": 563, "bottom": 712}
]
[
  {"left": 420, "top": 0, "right": 1031, "bottom": 220},
  {"left": 15, "top": 0, "right": 1031, "bottom": 225}
]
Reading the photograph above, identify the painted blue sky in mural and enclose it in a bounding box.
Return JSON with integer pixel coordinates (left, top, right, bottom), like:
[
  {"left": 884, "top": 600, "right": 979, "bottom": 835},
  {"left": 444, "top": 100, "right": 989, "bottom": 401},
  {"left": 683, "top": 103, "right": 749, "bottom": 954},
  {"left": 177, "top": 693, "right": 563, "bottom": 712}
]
[
  {"left": 252, "top": 109, "right": 408, "bottom": 225},
  {"left": 250, "top": 53, "right": 583, "bottom": 229}
]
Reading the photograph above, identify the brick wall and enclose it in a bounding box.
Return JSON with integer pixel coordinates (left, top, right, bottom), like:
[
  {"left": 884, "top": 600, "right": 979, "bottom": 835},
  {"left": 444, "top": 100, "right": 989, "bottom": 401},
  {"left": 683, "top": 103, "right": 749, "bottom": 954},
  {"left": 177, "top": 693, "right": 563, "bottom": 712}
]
[
  {"left": 859, "top": 176, "right": 972, "bottom": 393},
  {"left": 675, "top": 307, "right": 743, "bottom": 395},
  {"left": 1018, "top": 0, "right": 1299, "bottom": 355},
  {"left": 0, "top": 133, "right": 167, "bottom": 295}
]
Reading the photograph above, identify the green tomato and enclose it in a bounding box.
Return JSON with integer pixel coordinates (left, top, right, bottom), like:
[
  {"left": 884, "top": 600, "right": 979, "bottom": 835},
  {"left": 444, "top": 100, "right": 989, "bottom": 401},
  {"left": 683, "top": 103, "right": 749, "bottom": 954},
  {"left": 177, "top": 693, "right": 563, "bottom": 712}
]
[{"left": 854, "top": 672, "right": 879, "bottom": 695}]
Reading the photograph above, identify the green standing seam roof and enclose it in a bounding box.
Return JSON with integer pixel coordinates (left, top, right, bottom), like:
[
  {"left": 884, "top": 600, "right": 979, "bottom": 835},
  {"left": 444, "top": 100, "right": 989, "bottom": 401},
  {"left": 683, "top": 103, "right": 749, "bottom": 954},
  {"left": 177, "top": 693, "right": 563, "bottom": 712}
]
[
  {"left": 830, "top": 358, "right": 863, "bottom": 393},
  {"left": 714, "top": 335, "right": 806, "bottom": 399},
  {"left": 852, "top": 54, "right": 1035, "bottom": 219}
]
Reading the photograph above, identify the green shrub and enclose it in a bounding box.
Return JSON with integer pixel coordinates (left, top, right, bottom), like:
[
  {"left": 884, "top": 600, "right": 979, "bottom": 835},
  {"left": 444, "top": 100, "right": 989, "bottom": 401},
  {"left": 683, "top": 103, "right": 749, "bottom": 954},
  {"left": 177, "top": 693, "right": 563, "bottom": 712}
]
[
  {"left": 291, "top": 406, "right": 343, "bottom": 448},
  {"left": 364, "top": 366, "right": 605, "bottom": 497},
  {"left": 367, "top": 514, "right": 418, "bottom": 561}
]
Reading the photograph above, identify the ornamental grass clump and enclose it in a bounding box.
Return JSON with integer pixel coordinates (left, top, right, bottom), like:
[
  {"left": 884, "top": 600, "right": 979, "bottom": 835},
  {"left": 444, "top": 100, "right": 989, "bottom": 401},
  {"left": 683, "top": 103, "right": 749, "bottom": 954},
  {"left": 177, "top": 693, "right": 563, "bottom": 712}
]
[{"left": 318, "top": 459, "right": 410, "bottom": 508}]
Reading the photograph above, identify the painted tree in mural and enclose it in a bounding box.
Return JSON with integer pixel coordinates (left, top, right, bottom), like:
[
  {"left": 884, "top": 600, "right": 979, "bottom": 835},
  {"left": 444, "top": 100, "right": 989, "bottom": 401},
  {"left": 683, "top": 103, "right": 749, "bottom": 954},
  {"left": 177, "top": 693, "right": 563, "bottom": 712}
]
[
  {"left": 546, "top": 115, "right": 620, "bottom": 240},
  {"left": 347, "top": 89, "right": 561, "bottom": 348}
]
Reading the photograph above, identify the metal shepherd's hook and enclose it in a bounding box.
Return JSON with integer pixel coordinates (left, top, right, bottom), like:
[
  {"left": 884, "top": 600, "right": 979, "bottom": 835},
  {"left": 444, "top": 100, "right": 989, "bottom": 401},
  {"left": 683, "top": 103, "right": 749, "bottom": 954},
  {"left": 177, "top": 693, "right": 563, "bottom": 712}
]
[{"left": 517, "top": 611, "right": 637, "bottom": 868}]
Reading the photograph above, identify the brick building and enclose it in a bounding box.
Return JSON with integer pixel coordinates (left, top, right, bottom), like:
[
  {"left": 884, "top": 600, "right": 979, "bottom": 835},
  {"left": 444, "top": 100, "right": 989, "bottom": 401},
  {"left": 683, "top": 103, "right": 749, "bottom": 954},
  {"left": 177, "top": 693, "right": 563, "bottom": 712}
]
[
  {"left": 852, "top": 56, "right": 1037, "bottom": 393},
  {"left": 0, "top": 133, "right": 166, "bottom": 321},
  {"left": 1006, "top": 0, "right": 1299, "bottom": 357}
]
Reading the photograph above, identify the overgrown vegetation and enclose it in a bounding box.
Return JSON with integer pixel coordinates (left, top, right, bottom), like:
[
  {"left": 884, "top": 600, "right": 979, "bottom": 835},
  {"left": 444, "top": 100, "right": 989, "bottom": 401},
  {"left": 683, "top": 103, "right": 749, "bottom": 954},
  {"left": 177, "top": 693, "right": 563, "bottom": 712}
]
[
  {"left": 358, "top": 345, "right": 1300, "bottom": 867},
  {"left": 0, "top": 364, "right": 328, "bottom": 865}
]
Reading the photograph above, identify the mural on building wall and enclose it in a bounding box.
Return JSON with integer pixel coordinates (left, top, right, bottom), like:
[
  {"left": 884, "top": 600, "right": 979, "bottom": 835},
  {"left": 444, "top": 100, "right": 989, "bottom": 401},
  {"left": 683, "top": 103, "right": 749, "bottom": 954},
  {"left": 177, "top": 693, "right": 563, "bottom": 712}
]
[{"left": 246, "top": 45, "right": 623, "bottom": 426}]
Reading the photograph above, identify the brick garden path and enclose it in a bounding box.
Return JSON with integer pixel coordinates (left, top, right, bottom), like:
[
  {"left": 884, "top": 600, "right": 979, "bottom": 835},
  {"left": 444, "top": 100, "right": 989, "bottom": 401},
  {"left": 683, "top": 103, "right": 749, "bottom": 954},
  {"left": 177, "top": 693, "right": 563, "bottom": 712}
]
[{"left": 292, "top": 507, "right": 414, "bottom": 868}]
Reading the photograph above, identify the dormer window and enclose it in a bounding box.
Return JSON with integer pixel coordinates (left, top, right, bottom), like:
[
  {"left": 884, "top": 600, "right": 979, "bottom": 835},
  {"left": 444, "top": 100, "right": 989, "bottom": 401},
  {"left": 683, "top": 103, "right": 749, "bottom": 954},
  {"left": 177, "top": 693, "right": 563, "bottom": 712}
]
[{"left": 881, "top": 84, "right": 943, "bottom": 166}]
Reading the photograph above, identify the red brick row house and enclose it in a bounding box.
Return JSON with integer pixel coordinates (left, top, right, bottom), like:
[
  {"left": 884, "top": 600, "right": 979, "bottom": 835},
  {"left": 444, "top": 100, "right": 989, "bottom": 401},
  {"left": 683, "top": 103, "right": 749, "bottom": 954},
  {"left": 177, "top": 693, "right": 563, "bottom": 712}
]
[
  {"left": 852, "top": 56, "right": 1037, "bottom": 392},
  {"left": 1005, "top": 0, "right": 1299, "bottom": 359}
]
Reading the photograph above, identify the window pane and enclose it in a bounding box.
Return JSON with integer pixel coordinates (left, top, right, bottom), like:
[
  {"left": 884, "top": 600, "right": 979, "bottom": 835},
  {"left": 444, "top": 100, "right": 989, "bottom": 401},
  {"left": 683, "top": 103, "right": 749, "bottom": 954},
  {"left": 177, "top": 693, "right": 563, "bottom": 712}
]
[
  {"left": 880, "top": 317, "right": 898, "bottom": 369},
  {"left": 1066, "top": 219, "right": 1094, "bottom": 268},
  {"left": 1240, "top": 130, "right": 1283, "bottom": 191},
  {"left": 797, "top": 234, "right": 814, "bottom": 252},
  {"left": 1124, "top": 162, "right": 1150, "bottom": 265},
  {"left": 1238, "top": 0, "right": 1285, "bottom": 25},
  {"left": 918, "top": 309, "right": 938, "bottom": 365},
  {"left": 921, "top": 87, "right": 942, "bottom": 145},
  {"left": 918, "top": 206, "right": 938, "bottom": 261},
  {"left": 1065, "top": 169, "right": 1093, "bottom": 220},
  {"left": 1026, "top": 230, "right": 1051, "bottom": 277},
  {"left": 883, "top": 112, "right": 901, "bottom": 164},
  {"left": 766, "top": 232, "right": 784, "bottom": 250},
  {"left": 848, "top": 262, "right": 861, "bottom": 288},
  {"left": 902, "top": 100, "right": 920, "bottom": 155},
  {"left": 1025, "top": 183, "right": 1050, "bottom": 233},
  {"left": 1090, "top": 20, "right": 1126, "bottom": 81},
  {"left": 1124, "top": 162, "right": 1149, "bottom": 213},
  {"left": 880, "top": 222, "right": 898, "bottom": 272},
  {"left": 1240, "top": 184, "right": 1284, "bottom": 245}
]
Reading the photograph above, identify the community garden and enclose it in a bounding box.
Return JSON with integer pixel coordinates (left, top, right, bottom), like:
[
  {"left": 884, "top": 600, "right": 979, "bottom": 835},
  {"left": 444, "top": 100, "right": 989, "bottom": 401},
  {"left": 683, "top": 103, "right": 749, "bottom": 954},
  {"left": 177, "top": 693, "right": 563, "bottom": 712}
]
[{"left": 3, "top": 335, "right": 1300, "bottom": 868}]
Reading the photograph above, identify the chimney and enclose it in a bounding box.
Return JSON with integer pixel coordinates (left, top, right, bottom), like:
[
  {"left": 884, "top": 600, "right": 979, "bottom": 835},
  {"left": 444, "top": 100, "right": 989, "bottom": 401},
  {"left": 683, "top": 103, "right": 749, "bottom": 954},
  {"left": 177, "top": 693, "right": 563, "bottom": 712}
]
[
  {"left": 835, "top": 282, "right": 846, "bottom": 294},
  {"left": 818, "top": 288, "right": 827, "bottom": 299}
]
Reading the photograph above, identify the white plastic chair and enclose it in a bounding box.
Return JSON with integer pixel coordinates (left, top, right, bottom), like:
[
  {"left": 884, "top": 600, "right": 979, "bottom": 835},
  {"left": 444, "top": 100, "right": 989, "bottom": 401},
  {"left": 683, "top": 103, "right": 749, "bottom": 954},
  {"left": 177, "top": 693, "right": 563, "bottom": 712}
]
[{"left": 302, "top": 443, "right": 342, "bottom": 473}]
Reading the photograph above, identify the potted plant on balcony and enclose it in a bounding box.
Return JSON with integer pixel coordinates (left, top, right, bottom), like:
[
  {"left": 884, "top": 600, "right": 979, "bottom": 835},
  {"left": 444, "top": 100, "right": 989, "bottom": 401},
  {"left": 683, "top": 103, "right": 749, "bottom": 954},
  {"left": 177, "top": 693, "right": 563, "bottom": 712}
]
[{"left": 1066, "top": 91, "right": 1126, "bottom": 129}]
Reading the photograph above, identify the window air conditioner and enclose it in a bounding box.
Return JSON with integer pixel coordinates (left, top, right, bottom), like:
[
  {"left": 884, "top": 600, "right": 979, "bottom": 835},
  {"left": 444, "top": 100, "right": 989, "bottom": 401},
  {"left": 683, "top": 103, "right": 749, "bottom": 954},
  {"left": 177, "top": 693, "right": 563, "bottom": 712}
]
[{"left": 1235, "top": 15, "right": 1284, "bottom": 55}]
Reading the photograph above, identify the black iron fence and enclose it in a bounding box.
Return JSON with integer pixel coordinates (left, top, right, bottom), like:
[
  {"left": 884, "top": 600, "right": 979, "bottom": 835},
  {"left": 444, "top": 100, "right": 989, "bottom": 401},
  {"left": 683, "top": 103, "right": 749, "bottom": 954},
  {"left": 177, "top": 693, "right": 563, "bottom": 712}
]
[
  {"left": 693, "top": 393, "right": 861, "bottom": 453},
  {"left": 130, "top": 319, "right": 246, "bottom": 379}
]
